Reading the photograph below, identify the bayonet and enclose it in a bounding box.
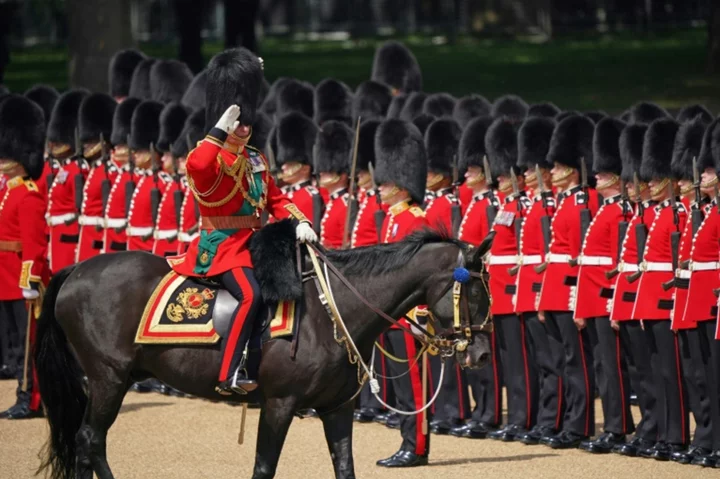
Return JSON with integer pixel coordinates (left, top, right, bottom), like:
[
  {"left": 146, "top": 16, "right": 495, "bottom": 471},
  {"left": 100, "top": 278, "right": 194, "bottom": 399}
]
[
  {"left": 536, "top": 163, "right": 553, "bottom": 257},
  {"left": 483, "top": 155, "right": 498, "bottom": 230},
  {"left": 72, "top": 127, "right": 85, "bottom": 221},
  {"left": 148, "top": 142, "right": 161, "bottom": 241},
  {"left": 691, "top": 156, "right": 704, "bottom": 235},
  {"left": 508, "top": 168, "right": 523, "bottom": 275},
  {"left": 369, "top": 162, "right": 386, "bottom": 243},
  {"left": 571, "top": 158, "right": 591, "bottom": 267},
  {"left": 100, "top": 132, "right": 112, "bottom": 216},
  {"left": 509, "top": 168, "right": 520, "bottom": 197},
  {"left": 450, "top": 153, "right": 462, "bottom": 238},
  {"left": 483, "top": 155, "right": 493, "bottom": 190},
  {"left": 342, "top": 117, "right": 361, "bottom": 249}
]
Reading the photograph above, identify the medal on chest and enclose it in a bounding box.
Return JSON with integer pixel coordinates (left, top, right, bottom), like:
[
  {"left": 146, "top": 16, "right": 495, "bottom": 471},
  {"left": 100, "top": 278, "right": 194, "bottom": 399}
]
[
  {"left": 495, "top": 210, "right": 515, "bottom": 227},
  {"left": 391, "top": 223, "right": 399, "bottom": 239}
]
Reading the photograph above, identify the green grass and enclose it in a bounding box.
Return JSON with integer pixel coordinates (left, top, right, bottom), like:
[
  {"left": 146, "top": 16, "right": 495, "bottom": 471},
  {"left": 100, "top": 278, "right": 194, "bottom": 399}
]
[{"left": 6, "top": 28, "right": 720, "bottom": 114}]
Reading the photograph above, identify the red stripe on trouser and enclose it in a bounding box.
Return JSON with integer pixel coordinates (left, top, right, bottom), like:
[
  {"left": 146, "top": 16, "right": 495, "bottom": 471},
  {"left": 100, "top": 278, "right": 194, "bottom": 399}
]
[
  {"left": 673, "top": 334, "right": 687, "bottom": 444},
  {"left": 520, "top": 316, "right": 532, "bottom": 429},
  {"left": 403, "top": 332, "right": 427, "bottom": 456},
  {"left": 218, "top": 270, "right": 255, "bottom": 381},
  {"left": 578, "top": 331, "right": 591, "bottom": 436},
  {"left": 28, "top": 312, "right": 41, "bottom": 411},
  {"left": 615, "top": 332, "right": 628, "bottom": 432},
  {"left": 456, "top": 365, "right": 465, "bottom": 418},
  {"left": 555, "top": 377, "right": 563, "bottom": 430},
  {"left": 491, "top": 329, "right": 500, "bottom": 424}
]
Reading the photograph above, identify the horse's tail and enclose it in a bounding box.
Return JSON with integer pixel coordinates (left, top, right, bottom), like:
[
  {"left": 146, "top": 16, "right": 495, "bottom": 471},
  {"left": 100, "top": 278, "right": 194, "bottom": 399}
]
[{"left": 34, "top": 264, "right": 86, "bottom": 479}]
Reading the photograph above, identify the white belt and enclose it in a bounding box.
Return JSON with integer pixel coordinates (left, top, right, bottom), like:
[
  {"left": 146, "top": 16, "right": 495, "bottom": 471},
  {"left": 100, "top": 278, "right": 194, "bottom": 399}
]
[
  {"left": 105, "top": 217, "right": 127, "bottom": 229},
  {"left": 618, "top": 262, "right": 639, "bottom": 273},
  {"left": 578, "top": 255, "right": 613, "bottom": 266},
  {"left": 154, "top": 229, "right": 178, "bottom": 240},
  {"left": 488, "top": 255, "right": 519, "bottom": 265},
  {"left": 689, "top": 261, "right": 720, "bottom": 272},
  {"left": 127, "top": 226, "right": 153, "bottom": 237},
  {"left": 640, "top": 261, "right": 673, "bottom": 272},
  {"left": 79, "top": 215, "right": 103, "bottom": 226},
  {"left": 47, "top": 213, "right": 77, "bottom": 226},
  {"left": 547, "top": 253, "right": 572, "bottom": 264},
  {"left": 178, "top": 232, "right": 199, "bottom": 242},
  {"left": 676, "top": 269, "right": 692, "bottom": 279},
  {"left": 519, "top": 254, "right": 542, "bottom": 265}
]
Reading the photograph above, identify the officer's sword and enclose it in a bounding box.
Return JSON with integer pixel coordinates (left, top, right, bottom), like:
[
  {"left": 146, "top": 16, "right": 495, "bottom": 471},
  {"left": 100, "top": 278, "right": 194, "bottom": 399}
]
[
  {"left": 483, "top": 156, "right": 498, "bottom": 230},
  {"left": 342, "top": 117, "right": 361, "bottom": 249}
]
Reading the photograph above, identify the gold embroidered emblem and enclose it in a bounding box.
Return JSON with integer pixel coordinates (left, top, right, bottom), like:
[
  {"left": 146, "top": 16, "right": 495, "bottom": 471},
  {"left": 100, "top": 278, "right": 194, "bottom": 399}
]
[
  {"left": 284, "top": 203, "right": 309, "bottom": 223},
  {"left": 166, "top": 287, "right": 215, "bottom": 323},
  {"left": 199, "top": 251, "right": 209, "bottom": 264}
]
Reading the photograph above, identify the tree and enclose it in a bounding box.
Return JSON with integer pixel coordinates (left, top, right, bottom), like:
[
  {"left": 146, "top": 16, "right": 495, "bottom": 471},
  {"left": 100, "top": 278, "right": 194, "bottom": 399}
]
[
  {"left": 709, "top": 0, "right": 720, "bottom": 72},
  {"left": 224, "top": 0, "right": 261, "bottom": 54},
  {"left": 174, "top": 0, "right": 208, "bottom": 73}
]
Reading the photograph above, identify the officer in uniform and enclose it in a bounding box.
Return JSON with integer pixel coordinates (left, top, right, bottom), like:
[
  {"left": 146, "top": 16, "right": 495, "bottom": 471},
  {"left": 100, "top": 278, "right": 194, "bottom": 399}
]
[
  {"left": 452, "top": 94, "right": 491, "bottom": 129},
  {"left": 149, "top": 59, "right": 193, "bottom": 105},
  {"left": 314, "top": 79, "right": 353, "bottom": 127},
  {"left": 108, "top": 49, "right": 146, "bottom": 103},
  {"left": 370, "top": 40, "right": 423, "bottom": 97},
  {"left": 24, "top": 84, "right": 59, "bottom": 196},
  {"left": 176, "top": 109, "right": 204, "bottom": 254},
  {"left": 538, "top": 114, "right": 600, "bottom": 449},
  {"left": 0, "top": 95, "right": 49, "bottom": 419},
  {"left": 76, "top": 93, "right": 118, "bottom": 262},
  {"left": 491, "top": 95, "right": 529, "bottom": 120},
  {"left": 316, "top": 121, "right": 353, "bottom": 249},
  {"left": 373, "top": 119, "right": 430, "bottom": 468},
  {"left": 167, "top": 48, "right": 316, "bottom": 395},
  {"left": 353, "top": 80, "right": 392, "bottom": 120}
]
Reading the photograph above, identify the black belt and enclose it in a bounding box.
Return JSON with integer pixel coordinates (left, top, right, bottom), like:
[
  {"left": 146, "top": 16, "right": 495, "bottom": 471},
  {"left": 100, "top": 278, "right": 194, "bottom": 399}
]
[
  {"left": 657, "top": 299, "right": 674, "bottom": 310},
  {"left": 622, "top": 292, "right": 637, "bottom": 303},
  {"left": 109, "top": 241, "right": 126, "bottom": 252},
  {"left": 92, "top": 240, "right": 103, "bottom": 250},
  {"left": 531, "top": 282, "right": 542, "bottom": 293},
  {"left": 563, "top": 276, "right": 578, "bottom": 287},
  {"left": 600, "top": 288, "right": 614, "bottom": 299},
  {"left": 60, "top": 234, "right": 79, "bottom": 243}
]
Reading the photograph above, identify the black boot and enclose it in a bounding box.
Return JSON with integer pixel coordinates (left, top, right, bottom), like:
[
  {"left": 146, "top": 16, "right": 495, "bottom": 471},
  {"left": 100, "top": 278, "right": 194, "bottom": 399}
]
[
  {"left": 385, "top": 412, "right": 401, "bottom": 430},
  {"left": 651, "top": 442, "right": 687, "bottom": 461},
  {"left": 488, "top": 424, "right": 528, "bottom": 442},
  {"left": 450, "top": 420, "right": 491, "bottom": 439},
  {"left": 613, "top": 436, "right": 655, "bottom": 457},
  {"left": 354, "top": 408, "right": 381, "bottom": 423},
  {"left": 544, "top": 431, "right": 588, "bottom": 449},
  {"left": 376, "top": 450, "right": 428, "bottom": 468},
  {"left": 579, "top": 432, "right": 626, "bottom": 454},
  {"left": 673, "top": 446, "right": 712, "bottom": 465},
  {"left": 518, "top": 425, "right": 556, "bottom": 446},
  {"left": 0, "top": 401, "right": 43, "bottom": 420}
]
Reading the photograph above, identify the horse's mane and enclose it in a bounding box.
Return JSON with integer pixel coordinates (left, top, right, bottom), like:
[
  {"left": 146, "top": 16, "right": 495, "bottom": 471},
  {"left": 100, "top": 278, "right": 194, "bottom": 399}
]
[{"left": 324, "top": 228, "right": 465, "bottom": 276}]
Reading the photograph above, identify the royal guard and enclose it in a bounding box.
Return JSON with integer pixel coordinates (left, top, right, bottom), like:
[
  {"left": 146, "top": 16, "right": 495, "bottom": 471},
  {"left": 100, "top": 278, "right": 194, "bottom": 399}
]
[
  {"left": 0, "top": 95, "right": 49, "bottom": 419},
  {"left": 370, "top": 40, "right": 423, "bottom": 96},
  {"left": 631, "top": 118, "right": 689, "bottom": 459},
  {"left": 537, "top": 114, "right": 600, "bottom": 449},
  {"left": 275, "top": 79, "right": 314, "bottom": 119},
  {"left": 575, "top": 118, "right": 635, "bottom": 454},
  {"left": 24, "top": 84, "right": 59, "bottom": 196},
  {"left": 181, "top": 69, "right": 208, "bottom": 112},
  {"left": 513, "top": 117, "right": 564, "bottom": 445},
  {"left": 314, "top": 78, "right": 353, "bottom": 127},
  {"left": 399, "top": 92, "right": 427, "bottom": 122},
  {"left": 76, "top": 93, "right": 118, "bottom": 262},
  {"left": 452, "top": 115, "right": 502, "bottom": 439},
  {"left": 453, "top": 95, "right": 491, "bottom": 129},
  {"left": 373, "top": 119, "right": 430, "bottom": 468},
  {"left": 167, "top": 48, "right": 316, "bottom": 395},
  {"left": 316, "top": 120, "right": 353, "bottom": 249},
  {"left": 149, "top": 59, "right": 193, "bottom": 104},
  {"left": 103, "top": 98, "right": 141, "bottom": 253},
  {"left": 528, "top": 102, "right": 561, "bottom": 119},
  {"left": 128, "top": 57, "right": 156, "bottom": 100},
  {"left": 176, "top": 109, "right": 204, "bottom": 254},
  {"left": 108, "top": 49, "right": 146, "bottom": 103},
  {"left": 45, "top": 89, "right": 90, "bottom": 273},
  {"left": 675, "top": 104, "right": 713, "bottom": 124},
  {"left": 353, "top": 80, "right": 392, "bottom": 120},
  {"left": 422, "top": 93, "right": 456, "bottom": 119},
  {"left": 625, "top": 101, "right": 670, "bottom": 125},
  {"left": 490, "top": 95, "right": 528, "bottom": 120}
]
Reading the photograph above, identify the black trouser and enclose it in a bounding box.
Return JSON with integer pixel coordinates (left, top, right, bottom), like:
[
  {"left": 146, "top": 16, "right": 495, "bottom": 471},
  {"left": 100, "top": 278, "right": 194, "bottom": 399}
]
[
  {"left": 0, "top": 300, "right": 34, "bottom": 404},
  {"left": 586, "top": 317, "right": 634, "bottom": 435},
  {"left": 524, "top": 312, "right": 564, "bottom": 431},
  {"left": 678, "top": 326, "right": 713, "bottom": 449},
  {"left": 696, "top": 320, "right": 720, "bottom": 451},
  {"left": 643, "top": 320, "right": 689, "bottom": 446},
  {"left": 546, "top": 311, "right": 595, "bottom": 437},
  {"left": 0, "top": 300, "right": 16, "bottom": 372},
  {"left": 466, "top": 328, "right": 503, "bottom": 427},
  {"left": 385, "top": 329, "right": 430, "bottom": 456},
  {"left": 427, "top": 355, "right": 470, "bottom": 423},
  {"left": 495, "top": 314, "right": 538, "bottom": 429},
  {"left": 358, "top": 333, "right": 395, "bottom": 410},
  {"left": 618, "top": 321, "right": 658, "bottom": 441}
]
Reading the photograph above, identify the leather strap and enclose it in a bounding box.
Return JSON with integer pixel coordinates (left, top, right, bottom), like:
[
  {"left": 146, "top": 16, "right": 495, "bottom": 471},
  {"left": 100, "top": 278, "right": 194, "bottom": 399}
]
[
  {"left": 201, "top": 215, "right": 261, "bottom": 231},
  {"left": 0, "top": 240, "right": 22, "bottom": 252}
]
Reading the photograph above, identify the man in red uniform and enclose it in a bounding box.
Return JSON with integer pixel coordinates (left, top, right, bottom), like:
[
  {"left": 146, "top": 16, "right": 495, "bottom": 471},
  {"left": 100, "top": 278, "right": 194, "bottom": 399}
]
[
  {"left": 0, "top": 95, "right": 49, "bottom": 419},
  {"left": 317, "top": 121, "right": 353, "bottom": 249},
  {"left": 576, "top": 118, "right": 635, "bottom": 454},
  {"left": 538, "top": 114, "right": 600, "bottom": 449},
  {"left": 370, "top": 40, "right": 423, "bottom": 97},
  {"left": 167, "top": 48, "right": 316, "bottom": 395},
  {"left": 46, "top": 89, "right": 89, "bottom": 273},
  {"left": 76, "top": 93, "right": 118, "bottom": 262},
  {"left": 108, "top": 49, "right": 146, "bottom": 103},
  {"left": 176, "top": 108, "right": 204, "bottom": 254},
  {"left": 24, "top": 84, "right": 59, "bottom": 196},
  {"left": 373, "top": 119, "right": 430, "bottom": 468},
  {"left": 631, "top": 118, "right": 689, "bottom": 460}
]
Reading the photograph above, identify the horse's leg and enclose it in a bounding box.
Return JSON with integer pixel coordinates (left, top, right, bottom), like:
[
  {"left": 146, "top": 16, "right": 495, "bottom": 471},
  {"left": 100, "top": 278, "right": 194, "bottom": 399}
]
[
  {"left": 252, "top": 398, "right": 295, "bottom": 479},
  {"left": 319, "top": 401, "right": 356, "bottom": 479}
]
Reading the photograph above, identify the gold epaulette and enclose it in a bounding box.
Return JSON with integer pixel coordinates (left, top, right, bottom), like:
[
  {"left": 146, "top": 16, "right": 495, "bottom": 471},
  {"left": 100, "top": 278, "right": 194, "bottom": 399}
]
[
  {"left": 409, "top": 206, "right": 425, "bottom": 218},
  {"left": 204, "top": 133, "right": 224, "bottom": 148},
  {"left": 23, "top": 179, "right": 39, "bottom": 192}
]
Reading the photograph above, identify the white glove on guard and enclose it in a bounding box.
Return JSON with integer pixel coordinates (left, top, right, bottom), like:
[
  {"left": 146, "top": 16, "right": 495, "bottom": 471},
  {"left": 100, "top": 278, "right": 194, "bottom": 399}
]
[
  {"left": 296, "top": 222, "right": 318, "bottom": 244},
  {"left": 215, "top": 105, "right": 241, "bottom": 134},
  {"left": 22, "top": 288, "right": 39, "bottom": 300}
]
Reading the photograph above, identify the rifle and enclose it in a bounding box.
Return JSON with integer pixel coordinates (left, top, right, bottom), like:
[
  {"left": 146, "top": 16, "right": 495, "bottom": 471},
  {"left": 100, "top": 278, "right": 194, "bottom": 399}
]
[
  {"left": 659, "top": 181, "right": 681, "bottom": 290},
  {"left": 172, "top": 156, "right": 183, "bottom": 231},
  {"left": 342, "top": 117, "right": 361, "bottom": 249},
  {"left": 146, "top": 143, "right": 161, "bottom": 242},
  {"left": 537, "top": 163, "right": 553, "bottom": 256},
  {"left": 45, "top": 139, "right": 55, "bottom": 189},
  {"left": 124, "top": 135, "right": 136, "bottom": 229},
  {"left": 507, "top": 169, "right": 524, "bottom": 276},
  {"left": 607, "top": 180, "right": 630, "bottom": 279},
  {"left": 450, "top": 154, "right": 462, "bottom": 238},
  {"left": 483, "top": 156, "right": 498, "bottom": 230},
  {"left": 72, "top": 128, "right": 85, "bottom": 222},
  {"left": 311, "top": 142, "right": 325, "bottom": 236},
  {"left": 369, "top": 162, "right": 386, "bottom": 243},
  {"left": 626, "top": 173, "right": 648, "bottom": 284},
  {"left": 100, "top": 133, "right": 112, "bottom": 216},
  {"left": 691, "top": 156, "right": 704, "bottom": 236},
  {"left": 569, "top": 157, "right": 591, "bottom": 267}
]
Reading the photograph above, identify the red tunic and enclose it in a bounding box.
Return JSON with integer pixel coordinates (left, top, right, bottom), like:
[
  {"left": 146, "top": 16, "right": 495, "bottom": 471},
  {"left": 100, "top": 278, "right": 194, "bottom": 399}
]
[
  {"left": 515, "top": 194, "right": 555, "bottom": 313},
  {"left": 351, "top": 189, "right": 385, "bottom": 247},
  {"left": 682, "top": 203, "right": 719, "bottom": 326},
  {"left": 282, "top": 181, "right": 324, "bottom": 227},
  {"left": 670, "top": 203, "right": 698, "bottom": 330},
  {"left": 152, "top": 175, "right": 184, "bottom": 257},
  {"left": 424, "top": 188, "right": 457, "bottom": 235},
  {"left": 77, "top": 160, "right": 119, "bottom": 262},
  {"left": 320, "top": 188, "right": 349, "bottom": 249},
  {"left": 177, "top": 177, "right": 199, "bottom": 254},
  {"left": 458, "top": 191, "right": 495, "bottom": 246},
  {"left": 127, "top": 171, "right": 171, "bottom": 252},
  {"left": 103, "top": 165, "right": 133, "bottom": 253},
  {"left": 458, "top": 183, "right": 473, "bottom": 215},
  {"left": 47, "top": 159, "right": 88, "bottom": 272}
]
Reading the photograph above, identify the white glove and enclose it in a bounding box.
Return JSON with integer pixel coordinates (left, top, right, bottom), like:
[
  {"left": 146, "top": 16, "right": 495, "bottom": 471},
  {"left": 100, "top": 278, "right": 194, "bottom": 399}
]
[
  {"left": 22, "top": 288, "right": 39, "bottom": 300},
  {"left": 296, "top": 222, "right": 318, "bottom": 244},
  {"left": 215, "top": 105, "right": 241, "bottom": 134}
]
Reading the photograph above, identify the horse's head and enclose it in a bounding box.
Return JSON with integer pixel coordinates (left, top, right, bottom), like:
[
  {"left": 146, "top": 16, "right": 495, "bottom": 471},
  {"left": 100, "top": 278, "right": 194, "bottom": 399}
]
[{"left": 425, "top": 232, "right": 495, "bottom": 370}]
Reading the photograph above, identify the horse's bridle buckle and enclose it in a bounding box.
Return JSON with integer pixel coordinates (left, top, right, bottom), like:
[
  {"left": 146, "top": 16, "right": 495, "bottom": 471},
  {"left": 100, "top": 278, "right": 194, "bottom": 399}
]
[{"left": 427, "top": 344, "right": 440, "bottom": 356}]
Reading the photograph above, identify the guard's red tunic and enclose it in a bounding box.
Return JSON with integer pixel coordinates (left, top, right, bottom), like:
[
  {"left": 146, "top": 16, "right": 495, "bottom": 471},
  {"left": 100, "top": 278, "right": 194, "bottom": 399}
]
[
  {"left": 424, "top": 187, "right": 457, "bottom": 235},
  {"left": 103, "top": 165, "right": 133, "bottom": 253},
  {"left": 281, "top": 180, "right": 325, "bottom": 226},
  {"left": 681, "top": 202, "right": 719, "bottom": 326},
  {"left": 670, "top": 201, "right": 698, "bottom": 330},
  {"left": 47, "top": 158, "right": 87, "bottom": 272},
  {"left": 151, "top": 175, "right": 184, "bottom": 257},
  {"left": 177, "top": 177, "right": 199, "bottom": 254},
  {"left": 127, "top": 171, "right": 169, "bottom": 252},
  {"left": 320, "top": 188, "right": 348, "bottom": 249},
  {"left": 76, "top": 159, "right": 119, "bottom": 262},
  {"left": 351, "top": 188, "right": 386, "bottom": 248}
]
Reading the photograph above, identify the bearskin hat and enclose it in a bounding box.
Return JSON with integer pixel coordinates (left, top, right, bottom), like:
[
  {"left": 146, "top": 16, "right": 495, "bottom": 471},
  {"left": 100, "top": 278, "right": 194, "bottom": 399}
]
[
  {"left": 620, "top": 124, "right": 649, "bottom": 183},
  {"left": 618, "top": 110, "right": 631, "bottom": 122},
  {"left": 181, "top": 70, "right": 207, "bottom": 112},
  {"left": 353, "top": 80, "right": 392, "bottom": 120},
  {"left": 387, "top": 94, "right": 407, "bottom": 119},
  {"left": 370, "top": 40, "right": 422, "bottom": 94},
  {"left": 698, "top": 118, "right": 720, "bottom": 173},
  {"left": 157, "top": 103, "right": 190, "bottom": 153},
  {"left": 0, "top": 85, "right": 8, "bottom": 97},
  {"left": 172, "top": 108, "right": 205, "bottom": 159},
  {"left": 671, "top": 117, "right": 706, "bottom": 181},
  {"left": 518, "top": 116, "right": 555, "bottom": 170},
  {"left": 78, "top": 93, "right": 117, "bottom": 144},
  {"left": 111, "top": 97, "right": 141, "bottom": 146},
  {"left": 584, "top": 111, "right": 607, "bottom": 123},
  {"left": 129, "top": 100, "right": 164, "bottom": 151},
  {"left": 276, "top": 112, "right": 318, "bottom": 167},
  {"left": 676, "top": 104, "right": 713, "bottom": 125},
  {"left": 277, "top": 79, "right": 314, "bottom": 118},
  {"left": 627, "top": 102, "right": 670, "bottom": 125},
  {"left": 314, "top": 79, "right": 352, "bottom": 126},
  {"left": 423, "top": 93, "right": 456, "bottom": 119},
  {"left": 0, "top": 95, "right": 45, "bottom": 180},
  {"left": 528, "top": 102, "right": 561, "bottom": 119},
  {"left": 258, "top": 77, "right": 271, "bottom": 109},
  {"left": 592, "top": 117, "right": 626, "bottom": 175},
  {"left": 640, "top": 118, "right": 679, "bottom": 180},
  {"left": 248, "top": 111, "right": 273, "bottom": 152},
  {"left": 128, "top": 58, "right": 156, "bottom": 100},
  {"left": 357, "top": 119, "right": 380, "bottom": 172},
  {"left": 485, "top": 117, "right": 521, "bottom": 177},
  {"left": 149, "top": 60, "right": 193, "bottom": 105},
  {"left": 453, "top": 95, "right": 491, "bottom": 129},
  {"left": 399, "top": 92, "right": 427, "bottom": 122},
  {"left": 412, "top": 113, "right": 435, "bottom": 137},
  {"left": 491, "top": 95, "right": 528, "bottom": 120},
  {"left": 425, "top": 118, "right": 460, "bottom": 177},
  {"left": 109, "top": 49, "right": 146, "bottom": 99},
  {"left": 547, "top": 114, "right": 595, "bottom": 172},
  {"left": 24, "top": 84, "right": 59, "bottom": 127},
  {"left": 459, "top": 116, "right": 494, "bottom": 172},
  {"left": 314, "top": 120, "right": 353, "bottom": 174},
  {"left": 260, "top": 77, "right": 292, "bottom": 117},
  {"left": 374, "top": 119, "right": 427, "bottom": 204},
  {"left": 556, "top": 110, "right": 580, "bottom": 123},
  {"left": 47, "top": 89, "right": 89, "bottom": 145},
  {"left": 205, "top": 48, "right": 264, "bottom": 131}
]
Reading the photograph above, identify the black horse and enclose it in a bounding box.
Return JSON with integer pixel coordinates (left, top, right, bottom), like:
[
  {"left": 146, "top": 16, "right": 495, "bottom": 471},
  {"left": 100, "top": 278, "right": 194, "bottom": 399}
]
[{"left": 34, "top": 227, "right": 494, "bottom": 479}]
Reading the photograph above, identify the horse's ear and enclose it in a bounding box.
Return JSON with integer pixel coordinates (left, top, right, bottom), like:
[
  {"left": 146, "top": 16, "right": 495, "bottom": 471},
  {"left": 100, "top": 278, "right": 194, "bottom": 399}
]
[{"left": 470, "top": 231, "right": 495, "bottom": 265}]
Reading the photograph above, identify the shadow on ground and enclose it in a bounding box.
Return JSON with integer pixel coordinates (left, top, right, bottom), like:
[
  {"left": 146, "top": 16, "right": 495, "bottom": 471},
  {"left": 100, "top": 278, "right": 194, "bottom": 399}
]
[
  {"left": 119, "top": 402, "right": 173, "bottom": 414},
  {"left": 429, "top": 453, "right": 558, "bottom": 466}
]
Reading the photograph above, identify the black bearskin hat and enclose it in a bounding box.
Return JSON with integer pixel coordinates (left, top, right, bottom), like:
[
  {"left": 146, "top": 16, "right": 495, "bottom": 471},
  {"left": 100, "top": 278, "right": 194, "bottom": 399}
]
[
  {"left": 627, "top": 102, "right": 670, "bottom": 125},
  {"left": 459, "top": 116, "right": 494, "bottom": 172},
  {"left": 412, "top": 113, "right": 435, "bottom": 137},
  {"left": 357, "top": 119, "right": 380, "bottom": 172},
  {"left": 547, "top": 114, "right": 595, "bottom": 172},
  {"left": 314, "top": 79, "right": 352, "bottom": 126},
  {"left": 109, "top": 49, "right": 146, "bottom": 99},
  {"left": 528, "top": 102, "right": 561, "bottom": 119},
  {"left": 24, "top": 84, "right": 59, "bottom": 127},
  {"left": 453, "top": 95, "right": 491, "bottom": 129},
  {"left": 671, "top": 117, "right": 706, "bottom": 181},
  {"left": 0, "top": 85, "right": 7, "bottom": 97},
  {"left": 150, "top": 60, "right": 193, "bottom": 104},
  {"left": 386, "top": 94, "right": 407, "bottom": 119},
  {"left": 258, "top": 77, "right": 271, "bottom": 109},
  {"left": 277, "top": 79, "right": 314, "bottom": 119},
  {"left": 172, "top": 108, "right": 205, "bottom": 158},
  {"left": 371, "top": 40, "right": 422, "bottom": 94},
  {"left": 276, "top": 112, "right": 318, "bottom": 167},
  {"left": 640, "top": 118, "right": 679, "bottom": 180},
  {"left": 485, "top": 117, "right": 521, "bottom": 177},
  {"left": 423, "top": 93, "right": 456, "bottom": 118},
  {"left": 181, "top": 69, "right": 207, "bottom": 112},
  {"left": 698, "top": 118, "right": 720, "bottom": 173},
  {"left": 0, "top": 94, "right": 45, "bottom": 180},
  {"left": 425, "top": 118, "right": 460, "bottom": 177},
  {"left": 592, "top": 117, "right": 626, "bottom": 176},
  {"left": 556, "top": 110, "right": 580, "bottom": 123},
  {"left": 205, "top": 48, "right": 264, "bottom": 131},
  {"left": 129, "top": 100, "right": 164, "bottom": 151},
  {"left": 111, "top": 97, "right": 141, "bottom": 146},
  {"left": 79, "top": 93, "right": 117, "bottom": 143},
  {"left": 620, "top": 124, "right": 649, "bottom": 183},
  {"left": 157, "top": 103, "right": 190, "bottom": 153},
  {"left": 314, "top": 120, "right": 353, "bottom": 174},
  {"left": 128, "top": 58, "right": 156, "bottom": 100},
  {"left": 47, "top": 89, "right": 89, "bottom": 145},
  {"left": 676, "top": 104, "right": 713, "bottom": 125},
  {"left": 353, "top": 80, "right": 392, "bottom": 120},
  {"left": 260, "top": 77, "right": 292, "bottom": 117},
  {"left": 491, "top": 95, "right": 528, "bottom": 120},
  {"left": 584, "top": 111, "right": 607, "bottom": 123},
  {"left": 518, "top": 116, "right": 555, "bottom": 170},
  {"left": 248, "top": 111, "right": 273, "bottom": 152},
  {"left": 399, "top": 92, "right": 427, "bottom": 122},
  {"left": 374, "top": 119, "right": 427, "bottom": 204}
]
